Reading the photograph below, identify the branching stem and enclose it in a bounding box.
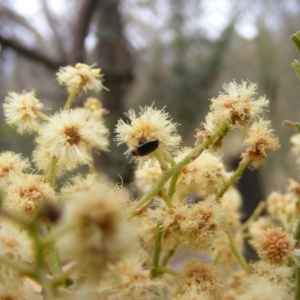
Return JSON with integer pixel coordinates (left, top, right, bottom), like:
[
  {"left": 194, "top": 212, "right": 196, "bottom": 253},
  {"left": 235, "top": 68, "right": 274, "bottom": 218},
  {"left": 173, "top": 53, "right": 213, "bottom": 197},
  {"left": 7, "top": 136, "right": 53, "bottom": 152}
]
[{"left": 217, "top": 154, "right": 251, "bottom": 199}]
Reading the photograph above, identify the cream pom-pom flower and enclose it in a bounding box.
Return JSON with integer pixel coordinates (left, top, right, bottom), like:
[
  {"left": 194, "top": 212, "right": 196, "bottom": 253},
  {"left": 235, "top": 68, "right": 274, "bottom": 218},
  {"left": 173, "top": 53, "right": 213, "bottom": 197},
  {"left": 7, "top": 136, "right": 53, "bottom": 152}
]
[
  {"left": 3, "top": 174, "right": 57, "bottom": 219},
  {"left": 56, "top": 63, "right": 106, "bottom": 93},
  {"left": 3, "top": 91, "right": 43, "bottom": 134},
  {"left": 0, "top": 151, "right": 31, "bottom": 185},
  {"left": 33, "top": 109, "right": 109, "bottom": 172},
  {"left": 243, "top": 119, "right": 280, "bottom": 168},
  {"left": 115, "top": 105, "right": 181, "bottom": 161},
  {"left": 0, "top": 219, "right": 33, "bottom": 263},
  {"left": 253, "top": 227, "right": 294, "bottom": 265},
  {"left": 58, "top": 183, "right": 138, "bottom": 279},
  {"left": 208, "top": 80, "right": 269, "bottom": 129}
]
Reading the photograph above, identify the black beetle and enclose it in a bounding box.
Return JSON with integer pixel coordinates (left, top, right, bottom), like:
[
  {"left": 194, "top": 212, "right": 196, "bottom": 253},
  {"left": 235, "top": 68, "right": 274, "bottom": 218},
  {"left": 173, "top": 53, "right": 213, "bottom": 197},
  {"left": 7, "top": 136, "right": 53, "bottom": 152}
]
[{"left": 131, "top": 139, "right": 159, "bottom": 156}]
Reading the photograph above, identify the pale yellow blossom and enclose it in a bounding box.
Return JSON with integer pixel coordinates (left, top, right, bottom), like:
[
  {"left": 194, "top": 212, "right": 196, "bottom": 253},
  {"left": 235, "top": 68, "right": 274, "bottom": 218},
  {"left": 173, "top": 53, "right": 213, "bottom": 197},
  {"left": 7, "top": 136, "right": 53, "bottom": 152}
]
[
  {"left": 33, "top": 109, "right": 109, "bottom": 173},
  {"left": 3, "top": 91, "right": 43, "bottom": 134},
  {"left": 56, "top": 63, "right": 106, "bottom": 93}
]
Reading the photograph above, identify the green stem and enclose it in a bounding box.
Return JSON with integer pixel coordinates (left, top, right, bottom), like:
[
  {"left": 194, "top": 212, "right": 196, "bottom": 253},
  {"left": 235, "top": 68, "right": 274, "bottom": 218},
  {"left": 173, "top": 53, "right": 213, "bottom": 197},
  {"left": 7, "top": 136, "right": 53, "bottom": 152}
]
[
  {"left": 295, "top": 268, "right": 300, "bottom": 300},
  {"left": 161, "top": 244, "right": 178, "bottom": 267},
  {"left": 52, "top": 263, "right": 77, "bottom": 287},
  {"left": 29, "top": 222, "right": 45, "bottom": 273},
  {"left": 88, "top": 148, "right": 96, "bottom": 174},
  {"left": 35, "top": 111, "right": 50, "bottom": 121},
  {"left": 159, "top": 189, "right": 173, "bottom": 209},
  {"left": 217, "top": 154, "right": 252, "bottom": 199},
  {"left": 240, "top": 201, "right": 266, "bottom": 232},
  {"left": 27, "top": 221, "right": 56, "bottom": 297},
  {"left": 40, "top": 222, "right": 61, "bottom": 279},
  {"left": 63, "top": 88, "right": 78, "bottom": 110},
  {"left": 124, "top": 121, "right": 230, "bottom": 219},
  {"left": 156, "top": 266, "right": 178, "bottom": 276},
  {"left": 168, "top": 171, "right": 180, "bottom": 198},
  {"left": 213, "top": 253, "right": 221, "bottom": 265},
  {"left": 42, "top": 221, "right": 81, "bottom": 248},
  {"left": 150, "top": 223, "right": 163, "bottom": 279},
  {"left": 0, "top": 255, "right": 37, "bottom": 278},
  {"left": 165, "top": 152, "right": 176, "bottom": 167},
  {"left": 48, "top": 156, "right": 58, "bottom": 189},
  {"left": 153, "top": 150, "right": 169, "bottom": 171},
  {"left": 46, "top": 244, "right": 61, "bottom": 277},
  {"left": 227, "top": 230, "right": 249, "bottom": 272}
]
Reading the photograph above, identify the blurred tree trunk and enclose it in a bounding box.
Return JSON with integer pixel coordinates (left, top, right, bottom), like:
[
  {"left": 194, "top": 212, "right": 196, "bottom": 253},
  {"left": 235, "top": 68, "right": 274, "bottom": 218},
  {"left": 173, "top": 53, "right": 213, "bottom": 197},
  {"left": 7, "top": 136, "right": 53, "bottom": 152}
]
[
  {"left": 93, "top": 0, "right": 134, "bottom": 182},
  {"left": 70, "top": 0, "right": 98, "bottom": 64}
]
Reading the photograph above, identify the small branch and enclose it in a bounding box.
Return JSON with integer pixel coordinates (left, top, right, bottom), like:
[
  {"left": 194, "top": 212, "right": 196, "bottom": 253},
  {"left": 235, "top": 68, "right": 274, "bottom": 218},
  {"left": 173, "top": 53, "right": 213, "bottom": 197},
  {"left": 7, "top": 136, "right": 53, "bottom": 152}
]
[
  {"left": 161, "top": 244, "right": 178, "bottom": 267},
  {"left": 240, "top": 201, "right": 266, "bottom": 232},
  {"left": 63, "top": 88, "right": 78, "bottom": 110},
  {"left": 153, "top": 150, "right": 169, "bottom": 171},
  {"left": 217, "top": 154, "right": 252, "bottom": 199},
  {"left": 150, "top": 223, "right": 163, "bottom": 279},
  {"left": 156, "top": 266, "right": 178, "bottom": 276},
  {"left": 134, "top": 199, "right": 154, "bottom": 216},
  {"left": 0, "top": 255, "right": 37, "bottom": 278},
  {"left": 88, "top": 148, "right": 96, "bottom": 174},
  {"left": 45, "top": 244, "right": 61, "bottom": 277},
  {"left": 165, "top": 152, "right": 176, "bottom": 167},
  {"left": 227, "top": 230, "right": 249, "bottom": 272},
  {"left": 158, "top": 189, "right": 173, "bottom": 209},
  {"left": 168, "top": 171, "right": 180, "bottom": 198},
  {"left": 47, "top": 156, "right": 58, "bottom": 189},
  {"left": 51, "top": 263, "right": 77, "bottom": 287},
  {"left": 42, "top": 221, "right": 81, "bottom": 248},
  {"left": 35, "top": 111, "right": 50, "bottom": 121}
]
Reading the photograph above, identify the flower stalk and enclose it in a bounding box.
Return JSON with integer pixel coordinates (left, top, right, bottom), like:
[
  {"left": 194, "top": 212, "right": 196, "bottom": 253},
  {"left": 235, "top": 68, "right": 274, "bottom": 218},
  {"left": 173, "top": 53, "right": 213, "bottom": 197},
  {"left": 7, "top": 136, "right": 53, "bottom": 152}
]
[
  {"left": 217, "top": 154, "right": 252, "bottom": 199},
  {"left": 63, "top": 88, "right": 78, "bottom": 110},
  {"left": 227, "top": 230, "right": 249, "bottom": 272},
  {"left": 48, "top": 156, "right": 58, "bottom": 189},
  {"left": 150, "top": 223, "right": 163, "bottom": 279}
]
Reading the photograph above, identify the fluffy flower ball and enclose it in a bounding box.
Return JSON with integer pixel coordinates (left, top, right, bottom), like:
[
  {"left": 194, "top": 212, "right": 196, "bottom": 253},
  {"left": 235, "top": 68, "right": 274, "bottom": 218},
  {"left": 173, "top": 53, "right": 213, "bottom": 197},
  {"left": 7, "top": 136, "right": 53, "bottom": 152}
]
[
  {"left": 0, "top": 152, "right": 30, "bottom": 185},
  {"left": 58, "top": 183, "right": 137, "bottom": 279},
  {"left": 3, "top": 174, "right": 57, "bottom": 218},
  {"left": 175, "top": 259, "right": 225, "bottom": 300},
  {"left": 56, "top": 63, "right": 106, "bottom": 93},
  {"left": 115, "top": 106, "right": 181, "bottom": 161},
  {"left": 244, "top": 119, "right": 280, "bottom": 168},
  {"left": 253, "top": 227, "right": 294, "bottom": 265},
  {"left": 154, "top": 196, "right": 227, "bottom": 250},
  {"left": 33, "top": 109, "right": 109, "bottom": 172},
  {"left": 202, "top": 80, "right": 269, "bottom": 133},
  {"left": 3, "top": 91, "right": 43, "bottom": 134}
]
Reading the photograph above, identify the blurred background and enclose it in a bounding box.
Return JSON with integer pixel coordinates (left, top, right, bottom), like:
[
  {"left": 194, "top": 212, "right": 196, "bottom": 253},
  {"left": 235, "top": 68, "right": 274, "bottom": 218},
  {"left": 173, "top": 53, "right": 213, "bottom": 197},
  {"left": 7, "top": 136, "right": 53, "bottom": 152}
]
[{"left": 1, "top": 0, "right": 300, "bottom": 220}]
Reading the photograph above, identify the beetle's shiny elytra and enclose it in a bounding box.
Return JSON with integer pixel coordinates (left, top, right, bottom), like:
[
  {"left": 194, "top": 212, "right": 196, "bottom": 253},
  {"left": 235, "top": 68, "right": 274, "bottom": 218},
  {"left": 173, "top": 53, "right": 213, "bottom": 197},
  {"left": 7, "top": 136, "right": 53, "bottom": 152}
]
[{"left": 131, "top": 139, "right": 159, "bottom": 156}]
